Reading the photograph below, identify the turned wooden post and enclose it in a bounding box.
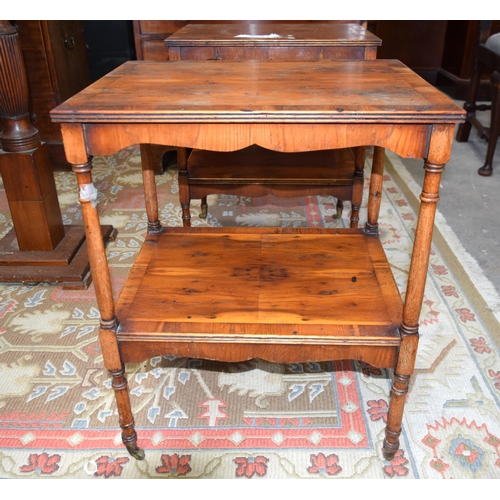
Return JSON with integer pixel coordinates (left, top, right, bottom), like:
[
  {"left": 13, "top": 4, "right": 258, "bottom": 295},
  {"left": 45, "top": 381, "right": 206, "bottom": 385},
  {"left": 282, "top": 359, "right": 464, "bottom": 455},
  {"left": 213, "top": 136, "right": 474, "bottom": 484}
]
[
  {"left": 0, "top": 20, "right": 65, "bottom": 251},
  {"left": 478, "top": 70, "right": 500, "bottom": 176},
  {"left": 140, "top": 144, "right": 162, "bottom": 233},
  {"left": 455, "top": 21, "right": 492, "bottom": 143},
  {"left": 365, "top": 146, "right": 385, "bottom": 235},
  {"left": 177, "top": 146, "right": 191, "bottom": 227},
  {"left": 73, "top": 158, "right": 144, "bottom": 460},
  {"left": 383, "top": 124, "right": 455, "bottom": 460},
  {"left": 350, "top": 146, "right": 366, "bottom": 228}
]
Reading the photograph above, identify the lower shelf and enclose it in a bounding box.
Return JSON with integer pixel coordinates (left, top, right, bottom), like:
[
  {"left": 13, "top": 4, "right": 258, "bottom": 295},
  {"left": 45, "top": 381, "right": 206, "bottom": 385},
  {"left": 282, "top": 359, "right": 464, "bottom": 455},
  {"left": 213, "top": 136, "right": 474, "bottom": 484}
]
[{"left": 115, "top": 227, "right": 403, "bottom": 366}]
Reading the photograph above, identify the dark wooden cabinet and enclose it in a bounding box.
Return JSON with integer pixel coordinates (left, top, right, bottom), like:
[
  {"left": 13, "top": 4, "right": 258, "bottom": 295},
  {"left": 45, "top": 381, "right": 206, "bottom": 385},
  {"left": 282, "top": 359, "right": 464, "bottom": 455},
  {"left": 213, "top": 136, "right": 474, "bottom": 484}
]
[{"left": 13, "top": 20, "right": 91, "bottom": 169}]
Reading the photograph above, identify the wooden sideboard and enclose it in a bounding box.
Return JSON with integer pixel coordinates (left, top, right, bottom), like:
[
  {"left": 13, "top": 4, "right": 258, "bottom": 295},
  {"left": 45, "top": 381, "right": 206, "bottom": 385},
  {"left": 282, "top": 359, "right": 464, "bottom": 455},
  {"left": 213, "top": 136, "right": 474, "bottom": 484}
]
[{"left": 133, "top": 20, "right": 367, "bottom": 61}]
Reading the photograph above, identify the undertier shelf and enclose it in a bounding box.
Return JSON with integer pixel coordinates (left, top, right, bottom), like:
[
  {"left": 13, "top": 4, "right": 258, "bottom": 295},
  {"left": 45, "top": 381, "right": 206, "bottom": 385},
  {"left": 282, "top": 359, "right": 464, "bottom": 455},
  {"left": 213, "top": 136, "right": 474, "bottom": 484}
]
[{"left": 115, "top": 227, "right": 403, "bottom": 365}]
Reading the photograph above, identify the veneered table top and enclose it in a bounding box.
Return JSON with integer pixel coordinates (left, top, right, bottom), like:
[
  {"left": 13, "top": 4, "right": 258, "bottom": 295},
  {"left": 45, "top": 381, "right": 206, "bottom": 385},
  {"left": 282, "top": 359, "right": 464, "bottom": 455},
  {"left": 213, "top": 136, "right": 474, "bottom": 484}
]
[{"left": 51, "top": 60, "right": 465, "bottom": 124}]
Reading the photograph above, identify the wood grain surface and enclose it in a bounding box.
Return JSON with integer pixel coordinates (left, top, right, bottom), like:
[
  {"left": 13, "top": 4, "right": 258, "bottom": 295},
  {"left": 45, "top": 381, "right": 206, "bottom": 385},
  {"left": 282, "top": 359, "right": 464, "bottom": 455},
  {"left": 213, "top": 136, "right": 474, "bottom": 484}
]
[
  {"left": 164, "top": 23, "right": 381, "bottom": 47},
  {"left": 115, "top": 228, "right": 402, "bottom": 338},
  {"left": 51, "top": 60, "right": 465, "bottom": 124}
]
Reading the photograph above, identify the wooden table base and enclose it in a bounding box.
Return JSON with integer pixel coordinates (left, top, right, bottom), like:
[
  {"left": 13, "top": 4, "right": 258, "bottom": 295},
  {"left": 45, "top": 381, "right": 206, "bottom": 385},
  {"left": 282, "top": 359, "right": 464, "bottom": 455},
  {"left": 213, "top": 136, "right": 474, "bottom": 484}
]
[{"left": 0, "top": 224, "right": 116, "bottom": 289}]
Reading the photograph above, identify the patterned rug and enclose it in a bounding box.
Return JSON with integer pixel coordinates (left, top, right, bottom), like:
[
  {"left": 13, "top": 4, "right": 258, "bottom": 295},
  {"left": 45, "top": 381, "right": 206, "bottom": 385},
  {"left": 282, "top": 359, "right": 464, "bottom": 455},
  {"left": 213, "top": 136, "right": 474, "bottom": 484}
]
[{"left": 0, "top": 146, "right": 499, "bottom": 479}]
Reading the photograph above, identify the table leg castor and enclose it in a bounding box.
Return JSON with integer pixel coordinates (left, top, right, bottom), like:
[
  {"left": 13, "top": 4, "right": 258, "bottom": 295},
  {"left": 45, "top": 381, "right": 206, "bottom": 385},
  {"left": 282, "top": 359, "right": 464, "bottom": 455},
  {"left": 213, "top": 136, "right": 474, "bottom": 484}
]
[
  {"left": 382, "top": 432, "right": 400, "bottom": 461},
  {"left": 125, "top": 441, "right": 146, "bottom": 460}
]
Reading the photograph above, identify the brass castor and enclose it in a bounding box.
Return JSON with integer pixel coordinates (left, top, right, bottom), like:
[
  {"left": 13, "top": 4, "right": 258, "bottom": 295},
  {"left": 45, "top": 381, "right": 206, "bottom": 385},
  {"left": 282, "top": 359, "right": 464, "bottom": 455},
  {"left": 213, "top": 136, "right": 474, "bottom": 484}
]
[
  {"left": 127, "top": 445, "right": 145, "bottom": 460},
  {"left": 332, "top": 200, "right": 344, "bottom": 219},
  {"left": 199, "top": 200, "right": 208, "bottom": 219},
  {"left": 382, "top": 438, "right": 398, "bottom": 461}
]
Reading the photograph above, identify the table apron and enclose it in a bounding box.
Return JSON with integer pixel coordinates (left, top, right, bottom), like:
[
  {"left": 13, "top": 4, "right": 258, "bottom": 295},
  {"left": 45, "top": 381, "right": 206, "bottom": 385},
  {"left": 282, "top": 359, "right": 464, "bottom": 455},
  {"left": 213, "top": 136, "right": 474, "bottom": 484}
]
[{"left": 60, "top": 122, "right": 439, "bottom": 164}]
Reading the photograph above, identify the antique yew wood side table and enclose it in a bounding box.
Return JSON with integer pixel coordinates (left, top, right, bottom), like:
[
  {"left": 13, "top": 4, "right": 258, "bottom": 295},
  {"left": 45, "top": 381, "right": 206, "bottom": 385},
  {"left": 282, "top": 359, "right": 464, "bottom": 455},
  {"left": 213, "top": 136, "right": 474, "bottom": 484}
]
[
  {"left": 50, "top": 59, "right": 465, "bottom": 461},
  {"left": 162, "top": 22, "right": 382, "bottom": 226}
]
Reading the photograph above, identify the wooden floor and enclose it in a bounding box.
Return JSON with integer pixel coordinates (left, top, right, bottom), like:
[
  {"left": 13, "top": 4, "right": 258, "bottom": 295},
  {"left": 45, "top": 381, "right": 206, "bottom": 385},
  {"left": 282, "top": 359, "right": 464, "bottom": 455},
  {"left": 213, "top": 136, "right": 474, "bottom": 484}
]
[{"left": 116, "top": 227, "right": 402, "bottom": 366}]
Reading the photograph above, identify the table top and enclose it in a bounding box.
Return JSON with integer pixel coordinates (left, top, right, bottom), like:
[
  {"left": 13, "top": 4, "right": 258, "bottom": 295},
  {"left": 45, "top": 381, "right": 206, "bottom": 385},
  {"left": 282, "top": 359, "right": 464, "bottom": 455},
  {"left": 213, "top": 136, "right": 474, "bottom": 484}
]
[
  {"left": 51, "top": 60, "right": 465, "bottom": 125},
  {"left": 164, "top": 22, "right": 382, "bottom": 47}
]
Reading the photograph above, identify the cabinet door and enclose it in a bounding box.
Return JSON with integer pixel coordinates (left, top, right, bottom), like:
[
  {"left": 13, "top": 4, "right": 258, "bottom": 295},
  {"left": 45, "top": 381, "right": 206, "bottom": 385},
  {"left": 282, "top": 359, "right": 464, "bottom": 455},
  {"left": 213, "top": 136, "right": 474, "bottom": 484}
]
[{"left": 42, "top": 20, "right": 91, "bottom": 102}]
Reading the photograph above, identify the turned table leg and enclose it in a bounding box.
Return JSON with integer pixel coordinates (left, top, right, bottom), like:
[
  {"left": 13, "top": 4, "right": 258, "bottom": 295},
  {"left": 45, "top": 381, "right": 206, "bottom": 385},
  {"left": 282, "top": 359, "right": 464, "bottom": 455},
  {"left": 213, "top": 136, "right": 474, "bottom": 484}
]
[
  {"left": 140, "top": 144, "right": 162, "bottom": 233},
  {"left": 72, "top": 159, "right": 144, "bottom": 460},
  {"left": 101, "top": 320, "right": 144, "bottom": 460},
  {"left": 365, "top": 146, "right": 385, "bottom": 235},
  {"left": 200, "top": 196, "right": 209, "bottom": 219},
  {"left": 177, "top": 146, "right": 191, "bottom": 227},
  {"left": 350, "top": 146, "right": 366, "bottom": 228},
  {"left": 383, "top": 126, "right": 452, "bottom": 459}
]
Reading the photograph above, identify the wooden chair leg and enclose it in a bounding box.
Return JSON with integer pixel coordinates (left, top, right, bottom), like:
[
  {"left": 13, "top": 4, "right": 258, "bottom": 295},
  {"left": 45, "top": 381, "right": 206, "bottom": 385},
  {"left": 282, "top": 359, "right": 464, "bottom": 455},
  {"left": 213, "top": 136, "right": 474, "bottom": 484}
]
[
  {"left": 333, "top": 199, "right": 343, "bottom": 219},
  {"left": 140, "top": 144, "right": 162, "bottom": 233},
  {"left": 365, "top": 146, "right": 385, "bottom": 235},
  {"left": 200, "top": 196, "right": 208, "bottom": 218},
  {"left": 177, "top": 147, "right": 191, "bottom": 227},
  {"left": 456, "top": 21, "right": 491, "bottom": 144},
  {"left": 478, "top": 71, "right": 500, "bottom": 176},
  {"left": 350, "top": 146, "right": 365, "bottom": 228},
  {"left": 456, "top": 60, "right": 483, "bottom": 143}
]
